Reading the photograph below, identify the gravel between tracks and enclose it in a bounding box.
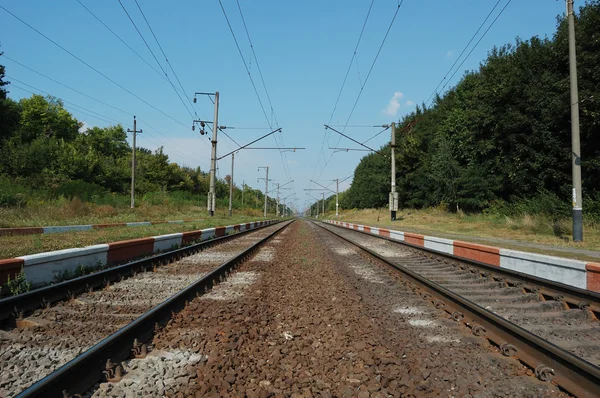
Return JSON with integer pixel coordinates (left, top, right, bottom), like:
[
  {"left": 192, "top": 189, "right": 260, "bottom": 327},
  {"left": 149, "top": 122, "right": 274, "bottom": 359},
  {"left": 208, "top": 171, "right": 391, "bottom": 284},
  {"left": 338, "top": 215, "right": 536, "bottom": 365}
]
[
  {"left": 90, "top": 220, "right": 567, "bottom": 397},
  {"left": 0, "top": 224, "right": 282, "bottom": 397}
]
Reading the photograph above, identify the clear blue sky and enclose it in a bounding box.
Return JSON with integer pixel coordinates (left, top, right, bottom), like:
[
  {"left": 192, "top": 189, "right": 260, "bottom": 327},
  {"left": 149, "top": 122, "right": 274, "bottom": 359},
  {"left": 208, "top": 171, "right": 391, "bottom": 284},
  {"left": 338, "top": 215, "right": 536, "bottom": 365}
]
[{"left": 1, "top": 0, "right": 571, "bottom": 212}]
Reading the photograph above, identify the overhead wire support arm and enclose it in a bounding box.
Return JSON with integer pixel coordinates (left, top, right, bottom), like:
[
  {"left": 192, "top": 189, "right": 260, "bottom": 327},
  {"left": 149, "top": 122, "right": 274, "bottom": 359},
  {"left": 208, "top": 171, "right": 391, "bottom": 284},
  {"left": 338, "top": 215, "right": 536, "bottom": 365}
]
[
  {"left": 217, "top": 128, "right": 283, "bottom": 160},
  {"left": 310, "top": 180, "right": 336, "bottom": 194},
  {"left": 324, "top": 125, "right": 387, "bottom": 158}
]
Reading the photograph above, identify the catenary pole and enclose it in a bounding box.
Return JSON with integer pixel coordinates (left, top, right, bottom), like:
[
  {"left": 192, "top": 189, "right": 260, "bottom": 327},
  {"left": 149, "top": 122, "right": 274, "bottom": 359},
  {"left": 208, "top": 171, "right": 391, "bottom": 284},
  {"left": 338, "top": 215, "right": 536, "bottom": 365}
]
[
  {"left": 336, "top": 178, "right": 339, "bottom": 217},
  {"left": 208, "top": 92, "right": 220, "bottom": 217},
  {"left": 389, "top": 122, "right": 398, "bottom": 221},
  {"left": 127, "top": 116, "right": 142, "bottom": 209},
  {"left": 228, "top": 152, "right": 234, "bottom": 217},
  {"left": 567, "top": 0, "right": 583, "bottom": 241}
]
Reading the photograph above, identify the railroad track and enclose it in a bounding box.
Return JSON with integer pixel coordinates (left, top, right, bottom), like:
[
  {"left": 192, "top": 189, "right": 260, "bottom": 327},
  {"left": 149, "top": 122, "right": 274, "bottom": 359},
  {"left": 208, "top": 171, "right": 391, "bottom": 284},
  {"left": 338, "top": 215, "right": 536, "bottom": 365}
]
[
  {"left": 315, "top": 220, "right": 600, "bottom": 397},
  {"left": 0, "top": 220, "right": 292, "bottom": 397}
]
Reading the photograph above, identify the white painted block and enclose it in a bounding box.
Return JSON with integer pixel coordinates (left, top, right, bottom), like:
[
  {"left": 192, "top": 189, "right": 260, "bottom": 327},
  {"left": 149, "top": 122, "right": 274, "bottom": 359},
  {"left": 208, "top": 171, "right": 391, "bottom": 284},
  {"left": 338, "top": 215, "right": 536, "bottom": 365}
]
[
  {"left": 126, "top": 222, "right": 152, "bottom": 227},
  {"left": 153, "top": 233, "right": 183, "bottom": 252},
  {"left": 370, "top": 227, "right": 380, "bottom": 235},
  {"left": 358, "top": 225, "right": 365, "bottom": 231},
  {"left": 225, "top": 225, "right": 235, "bottom": 234},
  {"left": 390, "top": 230, "right": 404, "bottom": 242},
  {"left": 20, "top": 244, "right": 109, "bottom": 286},
  {"left": 43, "top": 225, "right": 93, "bottom": 234},
  {"left": 424, "top": 236, "right": 454, "bottom": 255},
  {"left": 499, "top": 248, "right": 587, "bottom": 289},
  {"left": 201, "top": 228, "right": 216, "bottom": 240},
  {"left": 239, "top": 223, "right": 247, "bottom": 232}
]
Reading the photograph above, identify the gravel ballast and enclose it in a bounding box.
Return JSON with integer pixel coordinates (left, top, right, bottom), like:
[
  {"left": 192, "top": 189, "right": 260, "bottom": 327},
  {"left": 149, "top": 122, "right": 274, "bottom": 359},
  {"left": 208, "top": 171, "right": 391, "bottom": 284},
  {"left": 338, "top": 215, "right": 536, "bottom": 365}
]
[{"left": 91, "top": 220, "right": 567, "bottom": 397}]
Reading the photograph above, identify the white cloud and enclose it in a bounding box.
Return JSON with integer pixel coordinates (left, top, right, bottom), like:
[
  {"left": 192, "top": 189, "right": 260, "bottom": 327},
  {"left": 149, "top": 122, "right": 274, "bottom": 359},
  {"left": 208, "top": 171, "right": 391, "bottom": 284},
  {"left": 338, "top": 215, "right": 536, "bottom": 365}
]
[
  {"left": 405, "top": 100, "right": 415, "bottom": 106},
  {"left": 382, "top": 92, "right": 404, "bottom": 117},
  {"left": 446, "top": 50, "right": 454, "bottom": 59},
  {"left": 78, "top": 121, "right": 91, "bottom": 133}
]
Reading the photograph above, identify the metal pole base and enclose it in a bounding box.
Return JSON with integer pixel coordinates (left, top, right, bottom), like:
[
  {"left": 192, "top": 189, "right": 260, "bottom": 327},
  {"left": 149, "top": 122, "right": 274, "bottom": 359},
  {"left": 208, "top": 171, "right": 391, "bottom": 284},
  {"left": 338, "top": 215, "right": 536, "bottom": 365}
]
[
  {"left": 391, "top": 211, "right": 396, "bottom": 221},
  {"left": 573, "top": 208, "right": 583, "bottom": 242},
  {"left": 228, "top": 210, "right": 232, "bottom": 217},
  {"left": 210, "top": 211, "right": 214, "bottom": 217}
]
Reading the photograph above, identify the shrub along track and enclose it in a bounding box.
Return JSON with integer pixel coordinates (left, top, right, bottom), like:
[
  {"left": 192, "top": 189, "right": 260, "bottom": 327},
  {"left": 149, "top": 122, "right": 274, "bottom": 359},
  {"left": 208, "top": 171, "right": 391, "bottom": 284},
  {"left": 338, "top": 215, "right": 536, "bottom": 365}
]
[
  {"left": 0, "top": 222, "right": 285, "bottom": 397},
  {"left": 318, "top": 221, "right": 600, "bottom": 397},
  {"left": 83, "top": 219, "right": 568, "bottom": 397}
]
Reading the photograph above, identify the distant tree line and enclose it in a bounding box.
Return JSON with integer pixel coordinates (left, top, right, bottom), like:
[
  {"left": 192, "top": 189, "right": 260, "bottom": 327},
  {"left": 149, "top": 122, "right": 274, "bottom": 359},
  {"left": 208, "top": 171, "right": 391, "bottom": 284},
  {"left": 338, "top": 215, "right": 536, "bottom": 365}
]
[
  {"left": 0, "top": 54, "right": 286, "bottom": 213},
  {"left": 321, "top": 1, "right": 600, "bottom": 219}
]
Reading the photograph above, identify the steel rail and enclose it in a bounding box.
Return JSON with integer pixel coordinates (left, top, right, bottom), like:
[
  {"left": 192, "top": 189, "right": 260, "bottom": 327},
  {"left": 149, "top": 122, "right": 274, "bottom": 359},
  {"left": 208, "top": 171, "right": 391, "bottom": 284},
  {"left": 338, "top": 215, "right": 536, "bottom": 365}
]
[
  {"left": 322, "top": 222, "right": 600, "bottom": 315},
  {"left": 17, "top": 219, "right": 294, "bottom": 398},
  {"left": 0, "top": 221, "right": 281, "bottom": 324},
  {"left": 314, "top": 221, "right": 600, "bottom": 398}
]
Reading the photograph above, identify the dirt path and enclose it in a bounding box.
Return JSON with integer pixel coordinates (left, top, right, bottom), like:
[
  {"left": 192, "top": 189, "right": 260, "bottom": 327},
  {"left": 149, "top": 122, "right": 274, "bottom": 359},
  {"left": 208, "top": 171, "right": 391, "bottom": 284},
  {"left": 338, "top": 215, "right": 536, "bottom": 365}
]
[{"left": 92, "top": 220, "right": 568, "bottom": 397}]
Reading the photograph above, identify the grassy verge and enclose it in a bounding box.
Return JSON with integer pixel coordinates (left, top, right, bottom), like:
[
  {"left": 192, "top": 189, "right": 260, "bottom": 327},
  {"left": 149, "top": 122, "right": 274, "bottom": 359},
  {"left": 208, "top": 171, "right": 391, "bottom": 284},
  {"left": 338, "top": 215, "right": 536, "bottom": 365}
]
[
  {"left": 0, "top": 198, "right": 268, "bottom": 228},
  {"left": 0, "top": 214, "right": 272, "bottom": 259},
  {"left": 325, "top": 208, "right": 600, "bottom": 262}
]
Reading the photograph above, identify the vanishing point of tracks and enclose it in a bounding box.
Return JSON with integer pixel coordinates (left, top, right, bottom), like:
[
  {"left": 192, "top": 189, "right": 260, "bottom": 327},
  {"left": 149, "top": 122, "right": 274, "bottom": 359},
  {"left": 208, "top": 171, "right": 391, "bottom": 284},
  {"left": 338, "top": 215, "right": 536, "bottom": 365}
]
[
  {"left": 316, "top": 221, "right": 600, "bottom": 397},
  {"left": 0, "top": 220, "right": 290, "bottom": 397}
]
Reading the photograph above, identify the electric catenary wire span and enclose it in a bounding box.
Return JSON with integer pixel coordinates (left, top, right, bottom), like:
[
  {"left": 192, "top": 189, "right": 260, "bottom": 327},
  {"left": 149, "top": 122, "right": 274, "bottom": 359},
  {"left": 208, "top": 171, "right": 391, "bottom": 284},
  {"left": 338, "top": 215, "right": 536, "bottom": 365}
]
[
  {"left": 4, "top": 59, "right": 208, "bottom": 163},
  {"left": 0, "top": 5, "right": 190, "bottom": 130},
  {"left": 216, "top": 0, "right": 292, "bottom": 181},
  {"left": 312, "top": 0, "right": 376, "bottom": 184},
  {"left": 235, "top": 0, "right": 295, "bottom": 178},
  {"left": 132, "top": 0, "right": 203, "bottom": 119},
  {"left": 76, "top": 0, "right": 204, "bottom": 118},
  {"left": 7, "top": 80, "right": 202, "bottom": 165},
  {"left": 426, "top": 0, "right": 512, "bottom": 105},
  {"left": 116, "top": 0, "right": 197, "bottom": 120},
  {"left": 315, "top": 1, "right": 405, "bottom": 183}
]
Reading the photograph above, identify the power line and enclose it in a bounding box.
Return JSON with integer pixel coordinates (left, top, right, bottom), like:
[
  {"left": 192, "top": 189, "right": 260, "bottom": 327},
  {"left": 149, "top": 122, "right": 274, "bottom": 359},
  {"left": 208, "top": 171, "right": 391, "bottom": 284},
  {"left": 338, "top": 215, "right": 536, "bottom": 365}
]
[
  {"left": 316, "top": 1, "right": 405, "bottom": 182},
  {"left": 0, "top": 5, "right": 189, "bottom": 129},
  {"left": 438, "top": 0, "right": 513, "bottom": 96},
  {"left": 132, "top": 0, "right": 201, "bottom": 117},
  {"left": 4, "top": 58, "right": 204, "bottom": 160},
  {"left": 235, "top": 0, "right": 294, "bottom": 179},
  {"left": 327, "top": 0, "right": 375, "bottom": 125},
  {"left": 9, "top": 80, "right": 202, "bottom": 165},
  {"left": 235, "top": 0, "right": 278, "bottom": 128},
  {"left": 217, "top": 0, "right": 292, "bottom": 181},
  {"left": 3, "top": 55, "right": 132, "bottom": 117},
  {"left": 312, "top": 0, "right": 375, "bottom": 183},
  {"left": 116, "top": 0, "right": 195, "bottom": 120},
  {"left": 75, "top": 0, "right": 167, "bottom": 83},
  {"left": 425, "top": 0, "right": 503, "bottom": 105}
]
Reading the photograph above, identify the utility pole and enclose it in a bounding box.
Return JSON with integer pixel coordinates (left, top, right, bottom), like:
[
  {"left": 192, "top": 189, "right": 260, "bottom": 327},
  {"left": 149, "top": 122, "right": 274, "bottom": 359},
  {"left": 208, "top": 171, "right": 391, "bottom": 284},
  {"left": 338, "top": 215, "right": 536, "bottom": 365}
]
[
  {"left": 276, "top": 183, "right": 280, "bottom": 217},
  {"left": 194, "top": 92, "right": 220, "bottom": 216},
  {"left": 209, "top": 92, "right": 220, "bottom": 217},
  {"left": 228, "top": 152, "right": 235, "bottom": 217},
  {"left": 336, "top": 178, "right": 339, "bottom": 217},
  {"left": 322, "top": 192, "right": 325, "bottom": 215},
  {"left": 127, "top": 116, "right": 142, "bottom": 209},
  {"left": 389, "top": 122, "right": 398, "bottom": 221},
  {"left": 241, "top": 180, "right": 245, "bottom": 208},
  {"left": 567, "top": 0, "right": 583, "bottom": 242},
  {"left": 258, "top": 166, "right": 269, "bottom": 218}
]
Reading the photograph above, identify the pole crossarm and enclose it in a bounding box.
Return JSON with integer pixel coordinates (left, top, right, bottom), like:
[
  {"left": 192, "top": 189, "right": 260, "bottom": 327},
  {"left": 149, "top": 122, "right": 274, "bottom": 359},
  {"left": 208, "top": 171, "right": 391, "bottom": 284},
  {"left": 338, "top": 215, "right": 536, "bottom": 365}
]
[
  {"left": 310, "top": 180, "right": 336, "bottom": 194},
  {"left": 324, "top": 124, "right": 387, "bottom": 158},
  {"left": 217, "top": 128, "right": 282, "bottom": 160},
  {"left": 329, "top": 147, "right": 372, "bottom": 152}
]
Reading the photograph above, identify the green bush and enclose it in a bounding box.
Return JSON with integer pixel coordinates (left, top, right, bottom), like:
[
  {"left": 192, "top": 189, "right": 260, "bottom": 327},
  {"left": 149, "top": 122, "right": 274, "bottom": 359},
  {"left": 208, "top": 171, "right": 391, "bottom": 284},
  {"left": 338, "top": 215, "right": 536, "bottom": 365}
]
[
  {"left": 55, "top": 180, "right": 107, "bottom": 202},
  {"left": 0, "top": 176, "right": 29, "bottom": 207},
  {"left": 6, "top": 268, "right": 31, "bottom": 296}
]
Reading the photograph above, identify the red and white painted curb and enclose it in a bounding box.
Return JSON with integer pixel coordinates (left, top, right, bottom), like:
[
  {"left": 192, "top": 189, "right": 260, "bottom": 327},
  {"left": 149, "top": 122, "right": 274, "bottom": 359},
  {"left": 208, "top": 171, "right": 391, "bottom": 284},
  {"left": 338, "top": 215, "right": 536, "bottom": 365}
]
[
  {"left": 0, "top": 220, "right": 277, "bottom": 287},
  {"left": 324, "top": 220, "right": 600, "bottom": 293},
  {"left": 0, "top": 219, "right": 205, "bottom": 237}
]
